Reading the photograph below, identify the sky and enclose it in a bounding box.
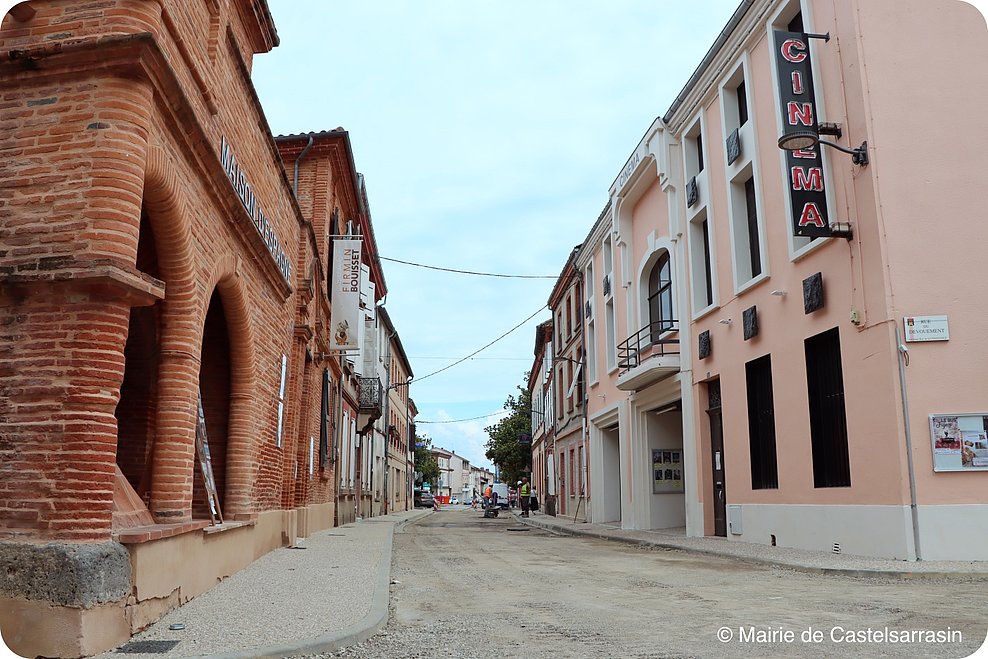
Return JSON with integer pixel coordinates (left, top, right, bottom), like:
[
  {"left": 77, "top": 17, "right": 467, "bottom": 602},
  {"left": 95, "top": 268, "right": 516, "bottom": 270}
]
[{"left": 249, "top": 0, "right": 987, "bottom": 471}]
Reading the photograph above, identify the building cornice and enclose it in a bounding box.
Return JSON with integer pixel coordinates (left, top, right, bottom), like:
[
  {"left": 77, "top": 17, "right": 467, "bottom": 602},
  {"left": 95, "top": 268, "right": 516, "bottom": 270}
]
[
  {"left": 662, "top": 0, "right": 776, "bottom": 134},
  {"left": 574, "top": 202, "right": 613, "bottom": 270}
]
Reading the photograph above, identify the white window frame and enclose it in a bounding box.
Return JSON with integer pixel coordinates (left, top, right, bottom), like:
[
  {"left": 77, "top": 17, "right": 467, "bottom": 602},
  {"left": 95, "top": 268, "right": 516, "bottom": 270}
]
[
  {"left": 688, "top": 208, "right": 719, "bottom": 319},
  {"left": 727, "top": 162, "right": 770, "bottom": 293}
]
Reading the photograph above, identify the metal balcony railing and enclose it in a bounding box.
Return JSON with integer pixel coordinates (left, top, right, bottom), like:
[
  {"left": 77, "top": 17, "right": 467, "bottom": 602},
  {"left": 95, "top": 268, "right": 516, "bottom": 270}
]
[
  {"left": 617, "top": 320, "right": 680, "bottom": 371},
  {"left": 357, "top": 376, "right": 383, "bottom": 415}
]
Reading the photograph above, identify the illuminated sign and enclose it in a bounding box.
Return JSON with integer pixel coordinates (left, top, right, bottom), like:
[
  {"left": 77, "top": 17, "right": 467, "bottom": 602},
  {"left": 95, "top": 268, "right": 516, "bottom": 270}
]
[{"left": 774, "top": 31, "right": 831, "bottom": 238}]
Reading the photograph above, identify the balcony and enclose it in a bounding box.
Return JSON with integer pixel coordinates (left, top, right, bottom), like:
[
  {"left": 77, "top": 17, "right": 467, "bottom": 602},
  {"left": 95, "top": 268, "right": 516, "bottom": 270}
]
[
  {"left": 616, "top": 320, "right": 681, "bottom": 391},
  {"left": 356, "top": 376, "right": 383, "bottom": 431}
]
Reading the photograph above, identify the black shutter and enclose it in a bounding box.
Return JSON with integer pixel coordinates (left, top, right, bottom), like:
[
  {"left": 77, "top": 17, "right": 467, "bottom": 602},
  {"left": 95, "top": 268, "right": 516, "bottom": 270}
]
[{"left": 805, "top": 328, "right": 851, "bottom": 487}]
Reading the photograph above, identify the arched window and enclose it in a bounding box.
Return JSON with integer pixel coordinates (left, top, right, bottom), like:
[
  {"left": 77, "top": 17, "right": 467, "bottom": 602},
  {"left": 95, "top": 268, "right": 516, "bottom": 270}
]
[{"left": 647, "top": 252, "right": 673, "bottom": 342}]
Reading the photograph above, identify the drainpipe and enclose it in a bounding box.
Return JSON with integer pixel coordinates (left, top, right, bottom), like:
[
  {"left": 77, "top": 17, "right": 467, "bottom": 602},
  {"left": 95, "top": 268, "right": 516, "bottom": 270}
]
[
  {"left": 381, "top": 328, "right": 397, "bottom": 514},
  {"left": 292, "top": 135, "right": 315, "bottom": 196},
  {"left": 895, "top": 325, "right": 922, "bottom": 560}
]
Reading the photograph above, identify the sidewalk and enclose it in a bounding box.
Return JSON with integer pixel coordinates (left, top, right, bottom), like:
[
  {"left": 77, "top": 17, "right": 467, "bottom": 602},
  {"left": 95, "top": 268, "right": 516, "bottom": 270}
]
[
  {"left": 513, "top": 510, "right": 988, "bottom": 580},
  {"left": 97, "top": 509, "right": 431, "bottom": 659}
]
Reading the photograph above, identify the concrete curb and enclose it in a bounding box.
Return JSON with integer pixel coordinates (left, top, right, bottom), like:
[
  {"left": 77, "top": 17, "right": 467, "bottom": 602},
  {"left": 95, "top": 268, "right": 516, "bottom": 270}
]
[
  {"left": 206, "top": 518, "right": 402, "bottom": 659},
  {"left": 512, "top": 513, "right": 988, "bottom": 581}
]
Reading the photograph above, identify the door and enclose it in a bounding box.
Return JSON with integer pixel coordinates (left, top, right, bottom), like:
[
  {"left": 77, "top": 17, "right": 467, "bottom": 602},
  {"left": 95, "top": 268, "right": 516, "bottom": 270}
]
[{"left": 706, "top": 380, "right": 727, "bottom": 537}]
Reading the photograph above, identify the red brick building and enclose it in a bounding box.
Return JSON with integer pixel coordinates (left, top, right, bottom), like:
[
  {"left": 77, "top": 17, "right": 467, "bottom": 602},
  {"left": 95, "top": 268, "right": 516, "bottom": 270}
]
[{"left": 0, "top": 2, "right": 388, "bottom": 656}]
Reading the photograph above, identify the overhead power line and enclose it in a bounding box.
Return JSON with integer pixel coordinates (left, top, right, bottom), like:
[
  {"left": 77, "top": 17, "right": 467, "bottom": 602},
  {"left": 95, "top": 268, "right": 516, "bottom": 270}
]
[
  {"left": 410, "top": 356, "right": 531, "bottom": 361},
  {"left": 381, "top": 256, "right": 557, "bottom": 279},
  {"left": 417, "top": 410, "right": 510, "bottom": 424},
  {"left": 410, "top": 304, "right": 548, "bottom": 384}
]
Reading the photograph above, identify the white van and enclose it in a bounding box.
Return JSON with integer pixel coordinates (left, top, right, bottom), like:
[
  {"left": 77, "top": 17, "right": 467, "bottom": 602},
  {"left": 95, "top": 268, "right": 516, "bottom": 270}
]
[{"left": 491, "top": 482, "right": 510, "bottom": 509}]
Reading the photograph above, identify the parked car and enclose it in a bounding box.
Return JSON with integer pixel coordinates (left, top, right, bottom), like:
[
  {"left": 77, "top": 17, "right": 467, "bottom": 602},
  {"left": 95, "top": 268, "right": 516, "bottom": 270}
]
[
  {"left": 450, "top": 496, "right": 459, "bottom": 505},
  {"left": 413, "top": 490, "right": 434, "bottom": 508}
]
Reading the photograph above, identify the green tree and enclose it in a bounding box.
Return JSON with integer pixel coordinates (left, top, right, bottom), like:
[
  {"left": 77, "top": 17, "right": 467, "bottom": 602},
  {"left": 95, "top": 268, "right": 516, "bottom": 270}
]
[
  {"left": 413, "top": 434, "right": 440, "bottom": 489},
  {"left": 485, "top": 382, "right": 532, "bottom": 485}
]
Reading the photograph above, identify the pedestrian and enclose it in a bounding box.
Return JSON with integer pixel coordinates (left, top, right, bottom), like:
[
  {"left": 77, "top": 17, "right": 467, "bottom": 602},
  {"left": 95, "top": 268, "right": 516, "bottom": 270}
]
[
  {"left": 483, "top": 484, "right": 492, "bottom": 511},
  {"left": 519, "top": 477, "right": 531, "bottom": 517}
]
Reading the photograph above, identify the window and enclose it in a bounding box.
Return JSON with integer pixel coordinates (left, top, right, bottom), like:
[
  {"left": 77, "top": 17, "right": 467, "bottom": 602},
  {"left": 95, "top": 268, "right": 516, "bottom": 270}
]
[
  {"left": 570, "top": 449, "right": 576, "bottom": 496},
  {"left": 695, "top": 132, "right": 705, "bottom": 174},
  {"left": 736, "top": 79, "right": 748, "bottom": 127},
  {"left": 730, "top": 168, "right": 764, "bottom": 285},
  {"left": 647, "top": 252, "right": 674, "bottom": 341},
  {"left": 787, "top": 11, "right": 803, "bottom": 32},
  {"left": 605, "top": 299, "right": 616, "bottom": 370},
  {"left": 805, "top": 328, "right": 851, "bottom": 487},
  {"left": 689, "top": 210, "right": 715, "bottom": 311},
  {"left": 585, "top": 263, "right": 597, "bottom": 383},
  {"left": 575, "top": 349, "right": 584, "bottom": 406},
  {"left": 276, "top": 354, "right": 287, "bottom": 447},
  {"left": 746, "top": 355, "right": 779, "bottom": 489},
  {"left": 603, "top": 237, "right": 616, "bottom": 370},
  {"left": 566, "top": 361, "right": 574, "bottom": 411},
  {"left": 577, "top": 445, "right": 584, "bottom": 495},
  {"left": 744, "top": 178, "right": 762, "bottom": 278},
  {"left": 701, "top": 220, "right": 714, "bottom": 305},
  {"left": 686, "top": 125, "right": 705, "bottom": 180}
]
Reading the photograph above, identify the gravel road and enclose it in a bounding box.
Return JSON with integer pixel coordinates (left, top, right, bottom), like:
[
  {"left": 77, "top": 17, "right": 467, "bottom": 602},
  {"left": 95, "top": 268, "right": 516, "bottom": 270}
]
[{"left": 298, "top": 507, "right": 986, "bottom": 659}]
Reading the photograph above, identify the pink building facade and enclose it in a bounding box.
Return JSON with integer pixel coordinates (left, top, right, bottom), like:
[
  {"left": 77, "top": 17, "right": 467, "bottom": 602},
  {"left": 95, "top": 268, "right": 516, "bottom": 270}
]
[{"left": 579, "top": 0, "right": 988, "bottom": 560}]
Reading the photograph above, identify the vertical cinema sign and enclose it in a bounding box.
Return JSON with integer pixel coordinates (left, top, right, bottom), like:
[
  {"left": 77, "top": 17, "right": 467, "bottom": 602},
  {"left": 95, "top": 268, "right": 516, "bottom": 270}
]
[{"left": 774, "top": 31, "right": 831, "bottom": 238}]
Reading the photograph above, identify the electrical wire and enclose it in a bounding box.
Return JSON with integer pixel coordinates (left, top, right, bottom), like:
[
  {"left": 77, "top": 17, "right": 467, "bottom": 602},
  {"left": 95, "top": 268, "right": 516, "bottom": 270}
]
[
  {"left": 399, "top": 303, "right": 548, "bottom": 385},
  {"left": 417, "top": 410, "right": 510, "bottom": 424},
  {"left": 381, "top": 256, "right": 557, "bottom": 279},
  {"left": 409, "top": 356, "right": 531, "bottom": 361}
]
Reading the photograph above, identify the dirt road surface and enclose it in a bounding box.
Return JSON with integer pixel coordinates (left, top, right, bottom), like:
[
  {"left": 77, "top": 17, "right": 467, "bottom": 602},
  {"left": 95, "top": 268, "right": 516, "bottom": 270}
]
[{"left": 305, "top": 507, "right": 987, "bottom": 659}]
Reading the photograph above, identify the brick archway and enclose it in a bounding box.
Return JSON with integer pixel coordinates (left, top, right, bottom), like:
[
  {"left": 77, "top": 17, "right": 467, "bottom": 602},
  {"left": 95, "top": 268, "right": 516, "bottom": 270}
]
[
  {"left": 140, "top": 149, "right": 204, "bottom": 523},
  {"left": 204, "top": 256, "right": 257, "bottom": 519}
]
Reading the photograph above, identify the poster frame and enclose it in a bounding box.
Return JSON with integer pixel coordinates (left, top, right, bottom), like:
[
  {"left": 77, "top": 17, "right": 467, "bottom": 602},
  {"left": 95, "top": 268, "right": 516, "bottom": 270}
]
[{"left": 929, "top": 413, "right": 988, "bottom": 472}]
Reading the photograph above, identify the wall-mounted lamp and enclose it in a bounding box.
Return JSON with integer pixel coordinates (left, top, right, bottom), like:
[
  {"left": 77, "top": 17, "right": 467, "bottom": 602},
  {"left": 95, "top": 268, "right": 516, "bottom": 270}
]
[
  {"left": 770, "top": 289, "right": 787, "bottom": 297},
  {"left": 778, "top": 129, "right": 868, "bottom": 166},
  {"left": 718, "top": 318, "right": 733, "bottom": 325}
]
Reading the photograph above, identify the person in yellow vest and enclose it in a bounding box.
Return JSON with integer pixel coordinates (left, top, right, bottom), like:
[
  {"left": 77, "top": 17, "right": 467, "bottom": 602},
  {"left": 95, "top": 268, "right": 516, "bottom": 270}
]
[{"left": 519, "top": 477, "right": 531, "bottom": 517}]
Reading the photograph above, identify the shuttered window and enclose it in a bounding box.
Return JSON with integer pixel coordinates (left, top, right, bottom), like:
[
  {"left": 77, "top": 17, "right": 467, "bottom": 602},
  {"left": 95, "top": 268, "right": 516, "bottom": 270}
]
[
  {"left": 805, "top": 328, "right": 851, "bottom": 487},
  {"left": 745, "top": 355, "right": 778, "bottom": 489}
]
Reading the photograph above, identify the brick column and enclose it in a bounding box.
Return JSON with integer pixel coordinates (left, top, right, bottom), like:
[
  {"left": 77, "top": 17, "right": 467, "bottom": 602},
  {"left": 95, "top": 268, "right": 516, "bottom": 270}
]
[
  {"left": 148, "top": 348, "right": 198, "bottom": 523},
  {"left": 0, "top": 69, "right": 153, "bottom": 541}
]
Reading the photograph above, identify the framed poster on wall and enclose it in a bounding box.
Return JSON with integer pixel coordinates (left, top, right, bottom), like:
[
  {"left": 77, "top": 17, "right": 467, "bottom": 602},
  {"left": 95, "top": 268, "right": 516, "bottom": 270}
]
[
  {"left": 652, "top": 449, "right": 684, "bottom": 492},
  {"left": 930, "top": 414, "right": 988, "bottom": 472}
]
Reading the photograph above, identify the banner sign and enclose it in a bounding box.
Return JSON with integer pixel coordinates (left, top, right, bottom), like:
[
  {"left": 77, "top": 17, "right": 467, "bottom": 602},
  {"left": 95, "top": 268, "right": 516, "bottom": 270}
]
[
  {"left": 330, "top": 239, "right": 362, "bottom": 350},
  {"left": 219, "top": 137, "right": 293, "bottom": 282},
  {"left": 773, "top": 31, "right": 832, "bottom": 238}
]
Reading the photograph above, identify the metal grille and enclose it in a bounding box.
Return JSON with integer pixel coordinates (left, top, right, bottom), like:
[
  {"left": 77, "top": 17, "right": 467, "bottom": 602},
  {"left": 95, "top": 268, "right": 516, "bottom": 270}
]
[
  {"left": 116, "top": 640, "right": 180, "bottom": 654},
  {"left": 746, "top": 354, "right": 779, "bottom": 490},
  {"left": 357, "top": 376, "right": 383, "bottom": 413}
]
